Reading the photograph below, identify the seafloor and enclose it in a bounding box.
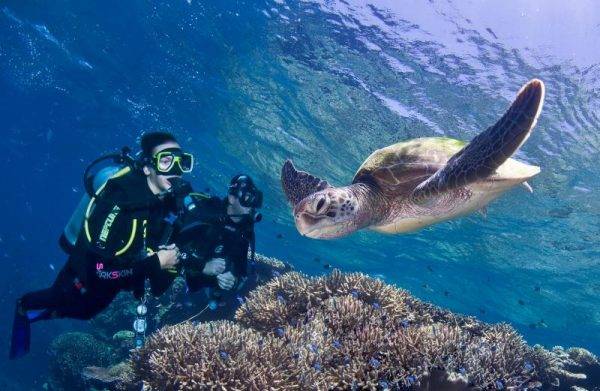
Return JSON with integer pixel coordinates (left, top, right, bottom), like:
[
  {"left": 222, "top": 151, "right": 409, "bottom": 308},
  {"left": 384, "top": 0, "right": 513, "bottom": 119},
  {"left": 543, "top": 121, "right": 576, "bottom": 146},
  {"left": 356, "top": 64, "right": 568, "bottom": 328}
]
[{"left": 39, "top": 254, "right": 598, "bottom": 391}]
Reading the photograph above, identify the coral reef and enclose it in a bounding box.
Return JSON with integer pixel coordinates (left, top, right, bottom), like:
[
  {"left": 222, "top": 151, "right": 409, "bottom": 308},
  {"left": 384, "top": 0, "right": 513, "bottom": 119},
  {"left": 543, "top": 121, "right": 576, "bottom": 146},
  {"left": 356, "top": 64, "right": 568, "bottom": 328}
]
[
  {"left": 47, "top": 332, "right": 116, "bottom": 391},
  {"left": 131, "top": 270, "right": 595, "bottom": 390},
  {"left": 531, "top": 345, "right": 600, "bottom": 390}
]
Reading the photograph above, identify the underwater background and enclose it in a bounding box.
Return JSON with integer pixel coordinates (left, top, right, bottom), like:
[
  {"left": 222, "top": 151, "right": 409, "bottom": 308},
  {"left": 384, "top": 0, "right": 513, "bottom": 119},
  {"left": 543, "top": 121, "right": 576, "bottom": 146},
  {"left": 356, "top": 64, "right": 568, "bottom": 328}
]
[{"left": 0, "top": 0, "right": 598, "bottom": 388}]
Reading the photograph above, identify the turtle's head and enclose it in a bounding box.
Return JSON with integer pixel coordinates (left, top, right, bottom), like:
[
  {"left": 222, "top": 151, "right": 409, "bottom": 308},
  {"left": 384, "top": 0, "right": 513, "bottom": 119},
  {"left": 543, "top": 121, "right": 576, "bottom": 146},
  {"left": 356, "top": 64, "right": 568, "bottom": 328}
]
[{"left": 293, "top": 186, "right": 363, "bottom": 239}]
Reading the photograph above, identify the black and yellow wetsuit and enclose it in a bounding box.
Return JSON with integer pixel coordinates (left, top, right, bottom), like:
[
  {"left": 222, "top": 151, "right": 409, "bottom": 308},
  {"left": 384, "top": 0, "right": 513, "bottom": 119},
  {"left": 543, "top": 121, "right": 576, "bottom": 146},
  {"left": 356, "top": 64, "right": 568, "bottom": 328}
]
[
  {"left": 176, "top": 195, "right": 252, "bottom": 292},
  {"left": 18, "top": 168, "right": 178, "bottom": 321}
]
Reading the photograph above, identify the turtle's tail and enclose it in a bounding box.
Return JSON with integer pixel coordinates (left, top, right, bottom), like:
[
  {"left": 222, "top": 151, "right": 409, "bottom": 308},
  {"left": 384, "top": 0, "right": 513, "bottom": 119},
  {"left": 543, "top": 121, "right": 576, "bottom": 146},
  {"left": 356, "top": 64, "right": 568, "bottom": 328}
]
[{"left": 413, "top": 79, "right": 545, "bottom": 199}]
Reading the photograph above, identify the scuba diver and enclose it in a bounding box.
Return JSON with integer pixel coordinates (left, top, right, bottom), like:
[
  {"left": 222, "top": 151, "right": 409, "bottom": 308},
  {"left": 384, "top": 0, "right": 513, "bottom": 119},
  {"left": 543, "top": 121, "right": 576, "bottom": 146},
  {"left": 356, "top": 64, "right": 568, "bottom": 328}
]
[
  {"left": 176, "top": 174, "right": 263, "bottom": 304},
  {"left": 9, "top": 132, "right": 195, "bottom": 359}
]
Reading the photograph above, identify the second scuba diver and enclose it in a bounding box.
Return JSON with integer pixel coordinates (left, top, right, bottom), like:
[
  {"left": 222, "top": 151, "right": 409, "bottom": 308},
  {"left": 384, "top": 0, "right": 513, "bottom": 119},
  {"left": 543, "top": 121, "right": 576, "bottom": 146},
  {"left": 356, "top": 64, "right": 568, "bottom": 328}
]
[
  {"left": 10, "top": 132, "right": 192, "bottom": 359},
  {"left": 176, "top": 175, "right": 263, "bottom": 304}
]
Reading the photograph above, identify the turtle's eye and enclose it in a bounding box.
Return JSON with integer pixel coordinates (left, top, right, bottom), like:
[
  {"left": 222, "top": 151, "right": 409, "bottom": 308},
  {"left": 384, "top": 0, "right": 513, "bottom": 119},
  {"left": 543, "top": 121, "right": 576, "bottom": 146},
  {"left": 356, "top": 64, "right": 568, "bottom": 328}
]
[{"left": 316, "top": 198, "right": 326, "bottom": 212}]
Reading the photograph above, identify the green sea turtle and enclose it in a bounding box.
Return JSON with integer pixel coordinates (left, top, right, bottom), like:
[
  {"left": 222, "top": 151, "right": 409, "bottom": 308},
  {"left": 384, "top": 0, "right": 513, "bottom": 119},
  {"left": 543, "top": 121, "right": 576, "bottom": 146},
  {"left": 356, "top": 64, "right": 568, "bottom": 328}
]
[{"left": 281, "top": 79, "right": 545, "bottom": 239}]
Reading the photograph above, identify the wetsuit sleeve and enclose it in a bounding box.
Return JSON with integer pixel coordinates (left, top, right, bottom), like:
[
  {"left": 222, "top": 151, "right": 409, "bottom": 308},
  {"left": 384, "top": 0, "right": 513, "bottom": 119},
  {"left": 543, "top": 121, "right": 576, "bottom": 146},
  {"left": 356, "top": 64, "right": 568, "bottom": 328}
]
[{"left": 228, "top": 229, "right": 250, "bottom": 280}]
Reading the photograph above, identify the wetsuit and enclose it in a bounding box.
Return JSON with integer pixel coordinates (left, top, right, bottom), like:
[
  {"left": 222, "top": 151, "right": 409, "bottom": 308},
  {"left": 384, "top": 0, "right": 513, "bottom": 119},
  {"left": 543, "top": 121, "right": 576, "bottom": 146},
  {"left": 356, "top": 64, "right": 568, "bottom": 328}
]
[
  {"left": 176, "top": 196, "right": 252, "bottom": 292},
  {"left": 10, "top": 169, "right": 178, "bottom": 358}
]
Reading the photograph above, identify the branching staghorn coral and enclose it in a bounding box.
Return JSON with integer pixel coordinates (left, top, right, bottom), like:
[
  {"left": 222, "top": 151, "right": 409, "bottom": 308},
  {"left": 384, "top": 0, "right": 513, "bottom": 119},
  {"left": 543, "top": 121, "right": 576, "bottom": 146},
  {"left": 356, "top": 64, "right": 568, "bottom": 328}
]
[
  {"left": 132, "top": 270, "right": 597, "bottom": 391},
  {"left": 132, "top": 321, "right": 298, "bottom": 390}
]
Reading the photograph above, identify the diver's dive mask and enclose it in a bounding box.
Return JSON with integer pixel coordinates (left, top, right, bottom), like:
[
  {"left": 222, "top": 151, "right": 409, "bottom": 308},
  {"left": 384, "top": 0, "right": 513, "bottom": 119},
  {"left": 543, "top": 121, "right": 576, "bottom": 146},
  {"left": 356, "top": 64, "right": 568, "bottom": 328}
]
[
  {"left": 228, "top": 174, "right": 263, "bottom": 208},
  {"left": 151, "top": 148, "right": 194, "bottom": 176}
]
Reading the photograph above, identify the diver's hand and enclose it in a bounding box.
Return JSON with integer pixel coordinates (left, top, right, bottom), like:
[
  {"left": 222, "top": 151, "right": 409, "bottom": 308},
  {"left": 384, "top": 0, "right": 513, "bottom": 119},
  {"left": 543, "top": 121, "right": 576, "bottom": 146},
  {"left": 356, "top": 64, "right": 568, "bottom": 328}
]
[
  {"left": 216, "top": 271, "right": 237, "bottom": 290},
  {"left": 157, "top": 244, "right": 180, "bottom": 270},
  {"left": 203, "top": 258, "right": 226, "bottom": 276}
]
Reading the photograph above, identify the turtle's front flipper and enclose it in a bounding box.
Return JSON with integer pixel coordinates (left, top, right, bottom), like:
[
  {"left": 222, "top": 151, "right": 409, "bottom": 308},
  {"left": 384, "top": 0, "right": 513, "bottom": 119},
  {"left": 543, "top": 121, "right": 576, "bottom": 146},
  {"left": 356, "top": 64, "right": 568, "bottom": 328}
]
[
  {"left": 281, "top": 160, "right": 331, "bottom": 206},
  {"left": 413, "top": 79, "right": 545, "bottom": 199}
]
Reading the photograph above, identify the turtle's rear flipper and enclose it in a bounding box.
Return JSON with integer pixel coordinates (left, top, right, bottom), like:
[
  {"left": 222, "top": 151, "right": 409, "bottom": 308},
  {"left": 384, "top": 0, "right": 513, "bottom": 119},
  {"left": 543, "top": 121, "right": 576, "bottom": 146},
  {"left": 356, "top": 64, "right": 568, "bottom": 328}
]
[
  {"left": 413, "top": 79, "right": 545, "bottom": 199},
  {"left": 281, "top": 160, "right": 331, "bottom": 206}
]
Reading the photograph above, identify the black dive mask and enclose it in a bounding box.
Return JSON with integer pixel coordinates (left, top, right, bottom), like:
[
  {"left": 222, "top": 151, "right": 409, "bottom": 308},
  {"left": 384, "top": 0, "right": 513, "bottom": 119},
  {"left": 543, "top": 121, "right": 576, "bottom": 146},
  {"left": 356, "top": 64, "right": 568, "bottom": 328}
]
[
  {"left": 228, "top": 174, "right": 263, "bottom": 208},
  {"left": 150, "top": 147, "right": 194, "bottom": 176}
]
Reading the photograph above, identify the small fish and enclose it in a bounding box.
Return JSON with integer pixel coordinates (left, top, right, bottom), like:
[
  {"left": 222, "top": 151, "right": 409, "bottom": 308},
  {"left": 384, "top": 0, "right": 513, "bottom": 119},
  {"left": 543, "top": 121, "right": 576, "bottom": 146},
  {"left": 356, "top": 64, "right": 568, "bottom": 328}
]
[
  {"left": 495, "top": 380, "right": 504, "bottom": 390},
  {"left": 49, "top": 264, "right": 55, "bottom": 271},
  {"left": 219, "top": 351, "right": 229, "bottom": 360},
  {"left": 313, "top": 362, "right": 321, "bottom": 371},
  {"left": 479, "top": 308, "right": 486, "bottom": 314},
  {"left": 236, "top": 296, "right": 245, "bottom": 305},
  {"left": 518, "top": 299, "right": 525, "bottom": 306},
  {"left": 524, "top": 362, "right": 534, "bottom": 372},
  {"left": 276, "top": 294, "right": 285, "bottom": 303},
  {"left": 72, "top": 187, "right": 78, "bottom": 193},
  {"left": 406, "top": 375, "right": 417, "bottom": 385},
  {"left": 372, "top": 302, "right": 381, "bottom": 309},
  {"left": 276, "top": 233, "right": 283, "bottom": 239},
  {"left": 459, "top": 367, "right": 466, "bottom": 375},
  {"left": 308, "top": 343, "right": 318, "bottom": 353},
  {"left": 534, "top": 286, "right": 541, "bottom": 292},
  {"left": 443, "top": 290, "right": 450, "bottom": 297},
  {"left": 275, "top": 327, "right": 284, "bottom": 337},
  {"left": 369, "top": 357, "right": 380, "bottom": 368},
  {"left": 401, "top": 320, "right": 409, "bottom": 328},
  {"left": 350, "top": 290, "right": 359, "bottom": 298},
  {"left": 323, "top": 263, "right": 332, "bottom": 269},
  {"left": 272, "top": 270, "right": 281, "bottom": 277},
  {"left": 313, "top": 257, "right": 320, "bottom": 263},
  {"left": 332, "top": 340, "right": 341, "bottom": 349},
  {"left": 378, "top": 380, "right": 390, "bottom": 390},
  {"left": 426, "top": 265, "right": 433, "bottom": 272}
]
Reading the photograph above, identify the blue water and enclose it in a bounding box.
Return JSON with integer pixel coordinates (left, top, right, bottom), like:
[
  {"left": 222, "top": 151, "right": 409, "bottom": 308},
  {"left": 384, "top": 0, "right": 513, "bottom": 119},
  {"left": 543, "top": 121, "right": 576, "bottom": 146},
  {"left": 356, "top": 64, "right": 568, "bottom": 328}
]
[{"left": 1, "top": 0, "right": 599, "bottom": 388}]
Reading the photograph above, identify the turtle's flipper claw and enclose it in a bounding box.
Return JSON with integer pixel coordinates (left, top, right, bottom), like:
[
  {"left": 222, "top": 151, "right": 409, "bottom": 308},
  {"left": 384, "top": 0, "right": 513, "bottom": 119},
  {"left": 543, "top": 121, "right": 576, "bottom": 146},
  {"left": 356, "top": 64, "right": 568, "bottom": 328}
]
[{"left": 281, "top": 160, "right": 331, "bottom": 206}]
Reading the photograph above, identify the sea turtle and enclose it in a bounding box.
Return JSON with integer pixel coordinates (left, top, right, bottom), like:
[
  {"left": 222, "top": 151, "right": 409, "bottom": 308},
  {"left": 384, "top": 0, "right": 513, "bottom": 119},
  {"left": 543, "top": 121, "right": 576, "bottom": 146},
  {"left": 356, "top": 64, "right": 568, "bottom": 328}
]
[{"left": 281, "top": 79, "right": 545, "bottom": 239}]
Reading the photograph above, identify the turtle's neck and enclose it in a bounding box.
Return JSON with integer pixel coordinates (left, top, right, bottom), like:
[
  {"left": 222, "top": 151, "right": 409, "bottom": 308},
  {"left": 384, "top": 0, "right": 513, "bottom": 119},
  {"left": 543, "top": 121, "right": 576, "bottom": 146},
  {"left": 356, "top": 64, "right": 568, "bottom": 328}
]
[{"left": 348, "top": 182, "right": 387, "bottom": 230}]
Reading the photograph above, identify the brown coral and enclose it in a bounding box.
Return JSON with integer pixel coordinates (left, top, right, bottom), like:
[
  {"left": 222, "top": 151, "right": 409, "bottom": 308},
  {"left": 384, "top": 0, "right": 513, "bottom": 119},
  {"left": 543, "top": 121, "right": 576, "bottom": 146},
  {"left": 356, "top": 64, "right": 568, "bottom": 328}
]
[
  {"left": 132, "top": 270, "right": 596, "bottom": 391},
  {"left": 132, "top": 321, "right": 297, "bottom": 390}
]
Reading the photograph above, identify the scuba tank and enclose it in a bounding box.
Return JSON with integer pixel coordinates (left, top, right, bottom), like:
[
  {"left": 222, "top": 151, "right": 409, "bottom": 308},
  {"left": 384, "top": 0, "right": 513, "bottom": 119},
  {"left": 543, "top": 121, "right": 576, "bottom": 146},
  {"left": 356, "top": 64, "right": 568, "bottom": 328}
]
[{"left": 60, "top": 147, "right": 138, "bottom": 254}]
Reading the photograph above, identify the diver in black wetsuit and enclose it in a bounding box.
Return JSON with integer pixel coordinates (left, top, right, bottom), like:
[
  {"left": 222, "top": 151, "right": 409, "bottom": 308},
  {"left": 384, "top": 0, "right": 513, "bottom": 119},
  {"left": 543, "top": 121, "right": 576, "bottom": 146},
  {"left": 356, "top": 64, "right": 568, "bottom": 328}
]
[
  {"left": 9, "top": 132, "right": 194, "bottom": 359},
  {"left": 177, "top": 175, "right": 263, "bottom": 297}
]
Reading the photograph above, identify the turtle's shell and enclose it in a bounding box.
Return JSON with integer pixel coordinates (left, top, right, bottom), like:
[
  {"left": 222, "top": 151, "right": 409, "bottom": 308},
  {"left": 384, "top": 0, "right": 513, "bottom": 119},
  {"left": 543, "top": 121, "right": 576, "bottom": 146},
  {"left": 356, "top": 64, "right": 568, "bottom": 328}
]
[{"left": 352, "top": 137, "right": 465, "bottom": 194}]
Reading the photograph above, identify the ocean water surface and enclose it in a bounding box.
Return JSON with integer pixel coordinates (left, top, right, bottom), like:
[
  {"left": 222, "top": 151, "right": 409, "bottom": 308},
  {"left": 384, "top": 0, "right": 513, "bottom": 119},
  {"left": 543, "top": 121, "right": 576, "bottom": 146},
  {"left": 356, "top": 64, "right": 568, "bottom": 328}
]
[{"left": 0, "top": 0, "right": 598, "bottom": 388}]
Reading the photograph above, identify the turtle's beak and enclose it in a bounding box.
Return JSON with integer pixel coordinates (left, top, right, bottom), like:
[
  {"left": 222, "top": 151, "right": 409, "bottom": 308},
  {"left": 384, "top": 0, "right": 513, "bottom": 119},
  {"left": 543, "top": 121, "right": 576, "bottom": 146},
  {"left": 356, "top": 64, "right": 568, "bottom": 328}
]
[
  {"left": 293, "top": 195, "right": 345, "bottom": 239},
  {"left": 294, "top": 196, "right": 325, "bottom": 237}
]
